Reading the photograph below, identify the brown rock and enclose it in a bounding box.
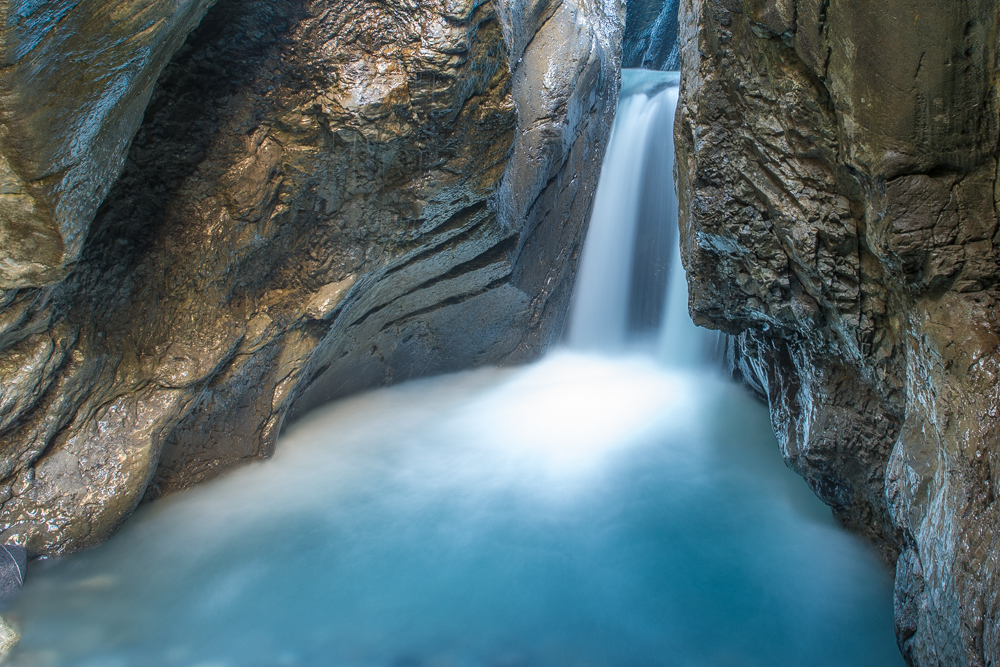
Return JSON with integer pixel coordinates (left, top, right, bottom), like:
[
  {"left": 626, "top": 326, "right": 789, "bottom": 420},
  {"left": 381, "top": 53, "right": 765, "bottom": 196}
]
[
  {"left": 677, "top": 0, "right": 1000, "bottom": 663},
  {"left": 0, "top": 0, "right": 622, "bottom": 556},
  {"left": 0, "top": 0, "right": 217, "bottom": 289}
]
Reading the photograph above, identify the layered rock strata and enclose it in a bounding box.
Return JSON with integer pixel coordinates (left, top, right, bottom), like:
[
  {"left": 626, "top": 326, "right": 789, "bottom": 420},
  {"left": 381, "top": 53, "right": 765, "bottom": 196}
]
[
  {"left": 676, "top": 0, "right": 1000, "bottom": 664},
  {"left": 0, "top": 0, "right": 621, "bottom": 556}
]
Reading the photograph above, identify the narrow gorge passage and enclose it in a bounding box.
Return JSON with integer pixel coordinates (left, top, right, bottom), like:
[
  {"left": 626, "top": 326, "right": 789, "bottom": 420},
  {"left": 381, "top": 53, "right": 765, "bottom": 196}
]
[{"left": 5, "top": 71, "right": 902, "bottom": 667}]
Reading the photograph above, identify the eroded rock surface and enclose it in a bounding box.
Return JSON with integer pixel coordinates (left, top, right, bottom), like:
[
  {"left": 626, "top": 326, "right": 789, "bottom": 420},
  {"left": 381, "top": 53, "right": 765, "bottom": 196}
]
[
  {"left": 676, "top": 0, "right": 1000, "bottom": 664},
  {"left": 0, "top": 0, "right": 621, "bottom": 556},
  {"left": 622, "top": 0, "right": 679, "bottom": 70},
  {"left": 0, "top": 0, "right": 217, "bottom": 288}
]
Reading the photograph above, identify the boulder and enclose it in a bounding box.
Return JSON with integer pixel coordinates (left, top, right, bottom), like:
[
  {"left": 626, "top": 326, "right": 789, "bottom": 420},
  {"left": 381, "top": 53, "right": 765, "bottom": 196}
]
[{"left": 0, "top": 0, "right": 623, "bottom": 556}]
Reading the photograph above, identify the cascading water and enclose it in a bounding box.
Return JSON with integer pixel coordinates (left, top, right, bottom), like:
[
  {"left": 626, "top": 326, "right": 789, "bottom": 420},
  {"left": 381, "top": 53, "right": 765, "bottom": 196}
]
[
  {"left": 567, "top": 72, "right": 680, "bottom": 351},
  {"left": 3, "top": 72, "right": 905, "bottom": 667},
  {"left": 567, "top": 70, "right": 705, "bottom": 365}
]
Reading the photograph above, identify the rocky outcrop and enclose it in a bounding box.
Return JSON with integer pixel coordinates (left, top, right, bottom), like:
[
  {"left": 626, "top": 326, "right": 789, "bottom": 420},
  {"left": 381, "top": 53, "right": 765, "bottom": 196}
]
[
  {"left": 622, "top": 0, "right": 679, "bottom": 70},
  {"left": 676, "top": 0, "right": 1000, "bottom": 664},
  {"left": 0, "top": 0, "right": 622, "bottom": 556},
  {"left": 0, "top": 0, "right": 217, "bottom": 288}
]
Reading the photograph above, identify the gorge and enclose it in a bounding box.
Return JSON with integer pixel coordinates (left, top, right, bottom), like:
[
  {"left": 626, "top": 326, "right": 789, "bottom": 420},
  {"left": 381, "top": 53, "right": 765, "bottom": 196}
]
[
  {"left": 0, "top": 0, "right": 619, "bottom": 555},
  {"left": 4, "top": 69, "right": 901, "bottom": 666},
  {"left": 0, "top": 0, "right": 995, "bottom": 664}
]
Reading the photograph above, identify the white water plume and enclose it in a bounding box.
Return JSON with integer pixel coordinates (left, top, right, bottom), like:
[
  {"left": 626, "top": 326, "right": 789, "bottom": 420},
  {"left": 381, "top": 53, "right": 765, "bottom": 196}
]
[{"left": 7, "top": 354, "right": 901, "bottom": 667}]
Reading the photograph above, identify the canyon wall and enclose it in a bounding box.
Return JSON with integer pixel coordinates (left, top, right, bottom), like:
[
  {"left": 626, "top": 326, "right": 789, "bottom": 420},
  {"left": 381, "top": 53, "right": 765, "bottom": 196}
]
[
  {"left": 675, "top": 0, "right": 1000, "bottom": 664},
  {"left": 622, "top": 0, "right": 679, "bottom": 70},
  {"left": 0, "top": 0, "right": 622, "bottom": 556}
]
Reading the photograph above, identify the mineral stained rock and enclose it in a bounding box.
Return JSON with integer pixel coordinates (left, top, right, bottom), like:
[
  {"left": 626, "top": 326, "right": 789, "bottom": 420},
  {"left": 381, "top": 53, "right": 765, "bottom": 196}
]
[
  {"left": 0, "top": 0, "right": 622, "bottom": 556},
  {"left": 675, "top": 0, "right": 1000, "bottom": 664}
]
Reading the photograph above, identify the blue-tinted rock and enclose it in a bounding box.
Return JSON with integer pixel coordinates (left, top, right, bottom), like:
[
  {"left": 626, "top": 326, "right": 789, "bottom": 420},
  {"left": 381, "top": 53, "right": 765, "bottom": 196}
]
[
  {"left": 622, "top": 0, "right": 679, "bottom": 70},
  {"left": 0, "top": 545, "right": 25, "bottom": 602}
]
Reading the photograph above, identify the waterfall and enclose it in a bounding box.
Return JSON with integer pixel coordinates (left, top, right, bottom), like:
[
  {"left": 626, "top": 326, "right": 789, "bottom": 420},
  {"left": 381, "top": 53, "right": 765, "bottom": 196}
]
[
  {"left": 658, "top": 232, "right": 705, "bottom": 366},
  {"left": 568, "top": 69, "right": 714, "bottom": 367},
  {"left": 569, "top": 70, "right": 704, "bottom": 364},
  {"left": 567, "top": 71, "right": 680, "bottom": 351}
]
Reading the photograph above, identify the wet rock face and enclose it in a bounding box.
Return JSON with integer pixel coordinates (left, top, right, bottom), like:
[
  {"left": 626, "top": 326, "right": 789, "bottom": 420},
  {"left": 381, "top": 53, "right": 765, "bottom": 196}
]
[
  {"left": 622, "top": 0, "right": 679, "bottom": 70},
  {"left": 676, "top": 0, "right": 1000, "bottom": 663},
  {"left": 0, "top": 0, "right": 621, "bottom": 555},
  {"left": 0, "top": 0, "right": 217, "bottom": 288}
]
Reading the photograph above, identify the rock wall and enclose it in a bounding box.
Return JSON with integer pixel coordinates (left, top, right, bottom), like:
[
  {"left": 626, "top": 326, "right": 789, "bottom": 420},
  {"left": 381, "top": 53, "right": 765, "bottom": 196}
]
[
  {"left": 622, "top": 0, "right": 679, "bottom": 70},
  {"left": 0, "top": 0, "right": 217, "bottom": 288},
  {"left": 0, "top": 0, "right": 622, "bottom": 556},
  {"left": 676, "top": 0, "right": 1000, "bottom": 664}
]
